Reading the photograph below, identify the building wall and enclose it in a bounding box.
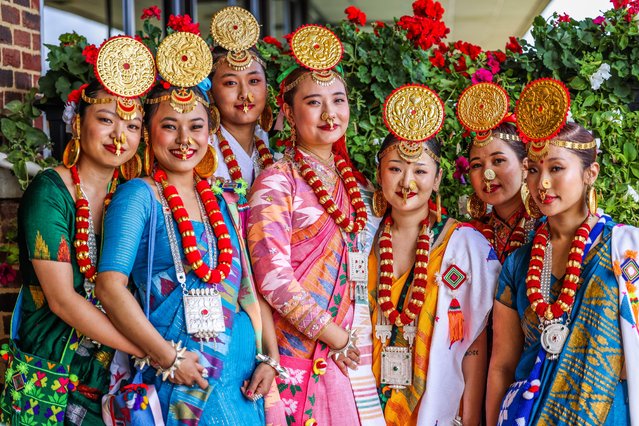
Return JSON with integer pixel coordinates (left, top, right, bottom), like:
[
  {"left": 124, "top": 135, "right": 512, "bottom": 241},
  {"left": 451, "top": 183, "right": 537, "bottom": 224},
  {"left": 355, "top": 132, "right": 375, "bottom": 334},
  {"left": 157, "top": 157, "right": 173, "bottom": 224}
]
[{"left": 0, "top": 0, "right": 41, "bottom": 346}]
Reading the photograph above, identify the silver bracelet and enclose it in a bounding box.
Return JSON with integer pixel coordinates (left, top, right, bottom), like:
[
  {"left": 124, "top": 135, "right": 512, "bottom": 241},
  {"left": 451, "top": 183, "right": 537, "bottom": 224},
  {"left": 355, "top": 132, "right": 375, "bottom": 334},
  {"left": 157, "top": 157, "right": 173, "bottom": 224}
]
[
  {"left": 328, "top": 326, "right": 358, "bottom": 360},
  {"left": 156, "top": 340, "right": 187, "bottom": 381},
  {"left": 256, "top": 353, "right": 289, "bottom": 381}
]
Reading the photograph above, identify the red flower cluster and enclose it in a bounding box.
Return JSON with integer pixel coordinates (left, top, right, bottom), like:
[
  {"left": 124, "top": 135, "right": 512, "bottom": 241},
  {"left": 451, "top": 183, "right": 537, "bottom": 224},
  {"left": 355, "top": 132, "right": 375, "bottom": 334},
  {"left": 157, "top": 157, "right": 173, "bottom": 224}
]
[
  {"left": 141, "top": 6, "right": 161, "bottom": 20},
  {"left": 429, "top": 50, "right": 446, "bottom": 68},
  {"left": 413, "top": 0, "right": 444, "bottom": 19},
  {"left": 612, "top": 0, "right": 639, "bottom": 19},
  {"left": 263, "top": 36, "right": 283, "bottom": 50},
  {"left": 454, "top": 40, "right": 482, "bottom": 60},
  {"left": 167, "top": 14, "right": 200, "bottom": 35},
  {"left": 82, "top": 44, "right": 98, "bottom": 66},
  {"left": 373, "top": 20, "right": 386, "bottom": 36},
  {"left": 557, "top": 13, "right": 571, "bottom": 23},
  {"left": 505, "top": 36, "right": 523, "bottom": 54},
  {"left": 345, "top": 6, "right": 367, "bottom": 26},
  {"left": 398, "top": 0, "right": 449, "bottom": 50}
]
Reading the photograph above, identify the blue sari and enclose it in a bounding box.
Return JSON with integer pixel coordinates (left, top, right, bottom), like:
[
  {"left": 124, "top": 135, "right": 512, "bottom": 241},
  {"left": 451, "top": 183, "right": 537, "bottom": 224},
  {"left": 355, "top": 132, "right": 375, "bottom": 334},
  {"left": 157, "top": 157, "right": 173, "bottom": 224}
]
[
  {"left": 496, "top": 218, "right": 629, "bottom": 425},
  {"left": 99, "top": 178, "right": 264, "bottom": 426}
]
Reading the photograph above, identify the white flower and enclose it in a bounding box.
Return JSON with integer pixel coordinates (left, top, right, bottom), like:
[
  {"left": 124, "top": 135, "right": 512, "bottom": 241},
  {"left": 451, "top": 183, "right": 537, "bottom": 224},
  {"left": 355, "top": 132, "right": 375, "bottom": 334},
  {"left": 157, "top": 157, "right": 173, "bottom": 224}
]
[
  {"left": 62, "top": 102, "right": 77, "bottom": 133},
  {"left": 589, "top": 63, "right": 612, "bottom": 90},
  {"left": 627, "top": 185, "right": 639, "bottom": 202},
  {"left": 281, "top": 367, "right": 306, "bottom": 386},
  {"left": 281, "top": 398, "right": 298, "bottom": 416}
]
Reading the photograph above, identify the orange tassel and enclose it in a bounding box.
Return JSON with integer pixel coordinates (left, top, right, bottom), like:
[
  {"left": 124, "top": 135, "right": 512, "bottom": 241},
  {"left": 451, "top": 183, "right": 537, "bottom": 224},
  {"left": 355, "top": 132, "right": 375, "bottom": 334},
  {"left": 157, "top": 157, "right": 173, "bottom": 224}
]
[
  {"left": 448, "top": 297, "right": 464, "bottom": 347},
  {"left": 627, "top": 282, "right": 637, "bottom": 293}
]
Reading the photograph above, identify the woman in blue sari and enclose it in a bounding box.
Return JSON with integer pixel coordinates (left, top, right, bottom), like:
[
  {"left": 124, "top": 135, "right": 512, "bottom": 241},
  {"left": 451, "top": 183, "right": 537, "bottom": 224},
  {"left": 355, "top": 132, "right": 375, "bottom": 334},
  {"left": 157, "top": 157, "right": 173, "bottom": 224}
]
[
  {"left": 95, "top": 31, "right": 284, "bottom": 425},
  {"left": 486, "top": 78, "right": 638, "bottom": 425}
]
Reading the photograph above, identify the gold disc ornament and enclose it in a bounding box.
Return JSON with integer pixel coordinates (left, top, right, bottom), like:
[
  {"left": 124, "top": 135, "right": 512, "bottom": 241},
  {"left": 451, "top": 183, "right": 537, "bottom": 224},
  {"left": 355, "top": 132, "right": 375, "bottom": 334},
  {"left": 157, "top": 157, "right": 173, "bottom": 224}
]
[
  {"left": 95, "top": 36, "right": 155, "bottom": 98},
  {"left": 515, "top": 78, "right": 570, "bottom": 143},
  {"left": 210, "top": 6, "right": 260, "bottom": 52},
  {"left": 290, "top": 25, "right": 343, "bottom": 71},
  {"left": 383, "top": 84, "right": 445, "bottom": 142},
  {"left": 156, "top": 32, "right": 213, "bottom": 88},
  {"left": 457, "top": 83, "right": 509, "bottom": 134}
]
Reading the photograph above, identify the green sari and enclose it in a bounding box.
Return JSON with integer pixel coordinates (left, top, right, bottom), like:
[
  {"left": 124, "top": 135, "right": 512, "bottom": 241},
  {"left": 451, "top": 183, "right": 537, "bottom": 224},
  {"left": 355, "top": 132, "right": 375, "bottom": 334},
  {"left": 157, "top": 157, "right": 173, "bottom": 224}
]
[{"left": 11, "top": 169, "right": 112, "bottom": 425}]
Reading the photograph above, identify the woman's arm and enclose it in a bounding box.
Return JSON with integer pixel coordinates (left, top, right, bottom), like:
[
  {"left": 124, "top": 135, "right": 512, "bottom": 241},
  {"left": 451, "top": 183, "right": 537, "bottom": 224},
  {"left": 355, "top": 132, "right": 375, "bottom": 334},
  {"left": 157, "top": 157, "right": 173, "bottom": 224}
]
[
  {"left": 485, "top": 302, "right": 524, "bottom": 425},
  {"left": 461, "top": 328, "right": 487, "bottom": 426},
  {"left": 95, "top": 271, "right": 208, "bottom": 389},
  {"left": 33, "top": 260, "right": 144, "bottom": 357}
]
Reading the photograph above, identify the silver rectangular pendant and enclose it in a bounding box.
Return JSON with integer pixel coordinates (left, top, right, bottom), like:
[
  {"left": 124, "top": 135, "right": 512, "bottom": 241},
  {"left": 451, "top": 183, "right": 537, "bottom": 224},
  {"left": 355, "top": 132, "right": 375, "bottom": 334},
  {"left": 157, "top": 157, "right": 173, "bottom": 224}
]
[
  {"left": 183, "top": 288, "right": 225, "bottom": 340},
  {"left": 381, "top": 346, "right": 412, "bottom": 389},
  {"left": 347, "top": 251, "right": 368, "bottom": 282}
]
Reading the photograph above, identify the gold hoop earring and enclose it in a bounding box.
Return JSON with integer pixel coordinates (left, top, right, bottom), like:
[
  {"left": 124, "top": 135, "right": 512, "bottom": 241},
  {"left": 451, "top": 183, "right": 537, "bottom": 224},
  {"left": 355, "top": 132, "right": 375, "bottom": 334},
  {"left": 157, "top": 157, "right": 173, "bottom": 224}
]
[
  {"left": 210, "top": 104, "right": 221, "bottom": 134},
  {"left": 372, "top": 189, "right": 388, "bottom": 217},
  {"left": 195, "top": 145, "right": 218, "bottom": 179},
  {"left": 521, "top": 182, "right": 542, "bottom": 219},
  {"left": 587, "top": 185, "right": 598, "bottom": 215},
  {"left": 143, "top": 127, "right": 155, "bottom": 176},
  {"left": 63, "top": 116, "right": 81, "bottom": 168},
  {"left": 120, "top": 154, "right": 142, "bottom": 180},
  {"left": 466, "top": 193, "right": 487, "bottom": 219},
  {"left": 259, "top": 104, "right": 273, "bottom": 132},
  {"left": 289, "top": 127, "right": 297, "bottom": 147}
]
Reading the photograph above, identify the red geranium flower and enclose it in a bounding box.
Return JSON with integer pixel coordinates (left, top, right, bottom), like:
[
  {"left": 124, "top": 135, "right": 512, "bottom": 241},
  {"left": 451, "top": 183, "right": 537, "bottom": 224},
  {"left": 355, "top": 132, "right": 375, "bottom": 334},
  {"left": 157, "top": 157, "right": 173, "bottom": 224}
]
[
  {"left": 491, "top": 50, "right": 506, "bottom": 63},
  {"left": 345, "top": 6, "right": 367, "bottom": 26},
  {"left": 82, "top": 44, "right": 98, "bottom": 66},
  {"left": 413, "top": 0, "right": 445, "bottom": 20},
  {"left": 429, "top": 50, "right": 445, "bottom": 68},
  {"left": 454, "top": 40, "right": 482, "bottom": 60},
  {"left": 557, "top": 13, "right": 571, "bottom": 23},
  {"left": 263, "top": 36, "right": 283, "bottom": 50},
  {"left": 454, "top": 56, "right": 467, "bottom": 73},
  {"left": 167, "top": 14, "right": 200, "bottom": 35},
  {"left": 397, "top": 14, "right": 450, "bottom": 50},
  {"left": 505, "top": 36, "right": 523, "bottom": 54},
  {"left": 141, "top": 6, "right": 161, "bottom": 20}
]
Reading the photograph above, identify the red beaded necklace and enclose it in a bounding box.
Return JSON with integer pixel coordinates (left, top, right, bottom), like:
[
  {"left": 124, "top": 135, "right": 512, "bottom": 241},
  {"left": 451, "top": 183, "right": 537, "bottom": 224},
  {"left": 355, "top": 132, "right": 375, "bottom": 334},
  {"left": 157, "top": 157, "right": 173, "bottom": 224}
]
[
  {"left": 153, "top": 169, "right": 233, "bottom": 284},
  {"left": 525, "top": 217, "right": 591, "bottom": 321},
  {"left": 378, "top": 215, "right": 431, "bottom": 327},
  {"left": 294, "top": 148, "right": 368, "bottom": 234},
  {"left": 217, "top": 129, "right": 274, "bottom": 184},
  {"left": 71, "top": 165, "right": 118, "bottom": 283}
]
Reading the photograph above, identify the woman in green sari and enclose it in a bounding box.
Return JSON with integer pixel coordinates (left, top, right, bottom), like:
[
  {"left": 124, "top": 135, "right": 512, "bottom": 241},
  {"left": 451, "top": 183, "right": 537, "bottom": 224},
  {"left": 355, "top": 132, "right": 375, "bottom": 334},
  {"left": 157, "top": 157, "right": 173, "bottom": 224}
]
[{"left": 1, "top": 36, "right": 154, "bottom": 425}]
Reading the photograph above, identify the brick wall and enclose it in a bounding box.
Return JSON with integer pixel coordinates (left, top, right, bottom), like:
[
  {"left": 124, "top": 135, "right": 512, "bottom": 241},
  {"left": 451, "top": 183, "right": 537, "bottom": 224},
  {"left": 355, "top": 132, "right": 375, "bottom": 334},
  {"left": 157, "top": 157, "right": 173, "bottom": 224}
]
[{"left": 0, "top": 0, "right": 42, "bottom": 348}]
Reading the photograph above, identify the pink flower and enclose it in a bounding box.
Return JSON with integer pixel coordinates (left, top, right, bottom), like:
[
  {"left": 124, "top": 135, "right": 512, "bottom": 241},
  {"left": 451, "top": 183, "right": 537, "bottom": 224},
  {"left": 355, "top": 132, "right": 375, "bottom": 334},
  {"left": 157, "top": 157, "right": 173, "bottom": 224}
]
[
  {"left": 471, "top": 68, "right": 494, "bottom": 84},
  {"left": 140, "top": 6, "right": 161, "bottom": 20},
  {"left": 0, "top": 263, "right": 17, "bottom": 287},
  {"left": 593, "top": 16, "right": 606, "bottom": 25},
  {"left": 486, "top": 52, "right": 500, "bottom": 74},
  {"left": 263, "top": 36, "right": 283, "bottom": 50},
  {"left": 453, "top": 156, "right": 470, "bottom": 184}
]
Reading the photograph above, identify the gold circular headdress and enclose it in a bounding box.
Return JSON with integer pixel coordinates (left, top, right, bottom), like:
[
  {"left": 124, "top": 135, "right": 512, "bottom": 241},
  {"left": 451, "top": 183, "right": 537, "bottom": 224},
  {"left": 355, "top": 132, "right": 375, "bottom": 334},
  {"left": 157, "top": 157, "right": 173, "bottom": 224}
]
[
  {"left": 284, "top": 25, "right": 344, "bottom": 90},
  {"left": 152, "top": 32, "right": 213, "bottom": 113},
  {"left": 86, "top": 36, "right": 155, "bottom": 120},
  {"left": 457, "top": 82, "right": 513, "bottom": 147},
  {"left": 381, "top": 84, "right": 445, "bottom": 163},
  {"left": 210, "top": 6, "right": 263, "bottom": 71},
  {"left": 515, "top": 78, "right": 580, "bottom": 161}
]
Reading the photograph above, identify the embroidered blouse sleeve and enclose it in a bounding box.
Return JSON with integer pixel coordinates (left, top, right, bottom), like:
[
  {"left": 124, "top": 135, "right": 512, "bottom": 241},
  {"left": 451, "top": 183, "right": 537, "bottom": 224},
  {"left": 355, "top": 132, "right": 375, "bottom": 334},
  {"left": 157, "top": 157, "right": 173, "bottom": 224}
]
[{"left": 248, "top": 166, "right": 332, "bottom": 340}]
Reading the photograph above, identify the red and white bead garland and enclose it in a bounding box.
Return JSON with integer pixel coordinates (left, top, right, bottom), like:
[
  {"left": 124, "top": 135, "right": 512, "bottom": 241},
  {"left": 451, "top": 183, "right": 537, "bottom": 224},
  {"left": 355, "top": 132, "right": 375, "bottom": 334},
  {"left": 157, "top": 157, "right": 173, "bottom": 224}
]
[
  {"left": 294, "top": 149, "right": 368, "bottom": 234},
  {"left": 525, "top": 218, "right": 591, "bottom": 320},
  {"left": 153, "top": 169, "right": 233, "bottom": 284},
  {"left": 71, "top": 165, "right": 118, "bottom": 283},
  {"left": 217, "top": 130, "right": 274, "bottom": 183},
  {"left": 378, "top": 216, "right": 431, "bottom": 327}
]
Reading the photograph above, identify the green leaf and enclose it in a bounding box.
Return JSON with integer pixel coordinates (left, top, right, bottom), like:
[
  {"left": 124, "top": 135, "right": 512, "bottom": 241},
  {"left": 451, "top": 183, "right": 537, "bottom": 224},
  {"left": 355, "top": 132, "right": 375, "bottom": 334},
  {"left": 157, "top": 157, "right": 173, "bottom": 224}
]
[
  {"left": 3, "top": 100, "right": 23, "bottom": 114},
  {"left": 0, "top": 118, "right": 18, "bottom": 141},
  {"left": 568, "top": 76, "right": 588, "bottom": 91},
  {"left": 582, "top": 94, "right": 596, "bottom": 107},
  {"left": 624, "top": 142, "right": 637, "bottom": 162},
  {"left": 54, "top": 78, "right": 72, "bottom": 99}
]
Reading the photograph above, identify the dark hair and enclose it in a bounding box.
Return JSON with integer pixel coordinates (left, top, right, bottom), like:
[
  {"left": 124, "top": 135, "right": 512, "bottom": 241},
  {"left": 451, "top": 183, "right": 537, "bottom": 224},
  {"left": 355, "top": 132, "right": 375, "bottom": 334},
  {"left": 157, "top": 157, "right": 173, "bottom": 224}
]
[
  {"left": 281, "top": 68, "right": 348, "bottom": 107},
  {"left": 143, "top": 85, "right": 212, "bottom": 131},
  {"left": 553, "top": 121, "right": 597, "bottom": 168},
  {"left": 467, "top": 122, "right": 526, "bottom": 162},
  {"left": 377, "top": 133, "right": 441, "bottom": 171},
  {"left": 77, "top": 80, "right": 106, "bottom": 118},
  {"left": 209, "top": 46, "right": 267, "bottom": 79}
]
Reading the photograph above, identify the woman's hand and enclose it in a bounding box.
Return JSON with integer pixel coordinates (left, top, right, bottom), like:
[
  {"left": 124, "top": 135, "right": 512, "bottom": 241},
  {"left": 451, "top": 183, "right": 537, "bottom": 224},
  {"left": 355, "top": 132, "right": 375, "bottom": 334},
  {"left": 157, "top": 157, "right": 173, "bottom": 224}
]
[
  {"left": 333, "top": 346, "right": 360, "bottom": 377},
  {"left": 241, "top": 362, "right": 277, "bottom": 401},
  {"left": 168, "top": 350, "right": 209, "bottom": 390}
]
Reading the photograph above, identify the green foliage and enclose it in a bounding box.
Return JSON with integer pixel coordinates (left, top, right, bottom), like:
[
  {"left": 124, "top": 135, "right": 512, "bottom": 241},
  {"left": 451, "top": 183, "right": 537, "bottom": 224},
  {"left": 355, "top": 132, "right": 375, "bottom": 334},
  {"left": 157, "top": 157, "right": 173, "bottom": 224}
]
[{"left": 0, "top": 89, "right": 57, "bottom": 189}]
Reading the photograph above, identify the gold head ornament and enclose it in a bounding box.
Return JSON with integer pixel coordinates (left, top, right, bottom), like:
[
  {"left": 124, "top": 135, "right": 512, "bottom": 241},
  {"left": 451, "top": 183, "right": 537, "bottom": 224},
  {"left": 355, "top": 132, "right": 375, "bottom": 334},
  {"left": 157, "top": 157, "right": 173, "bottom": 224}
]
[
  {"left": 283, "top": 25, "right": 344, "bottom": 93},
  {"left": 210, "top": 6, "right": 265, "bottom": 72},
  {"left": 85, "top": 36, "right": 155, "bottom": 120},
  {"left": 515, "top": 78, "right": 594, "bottom": 161},
  {"left": 380, "top": 84, "right": 445, "bottom": 163},
  {"left": 150, "top": 32, "right": 213, "bottom": 114},
  {"left": 456, "top": 82, "right": 517, "bottom": 147}
]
